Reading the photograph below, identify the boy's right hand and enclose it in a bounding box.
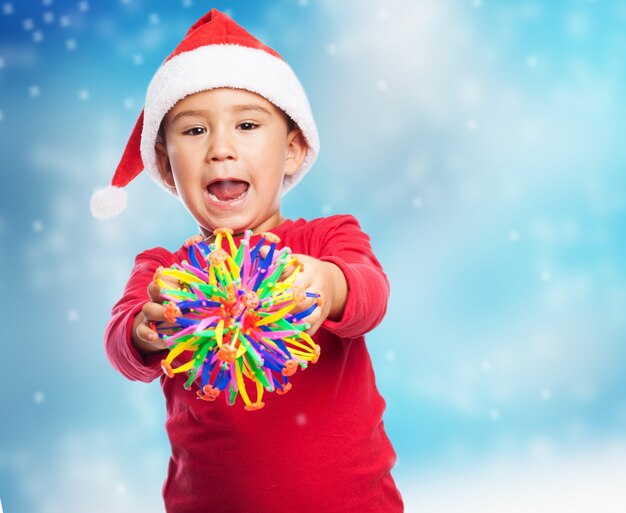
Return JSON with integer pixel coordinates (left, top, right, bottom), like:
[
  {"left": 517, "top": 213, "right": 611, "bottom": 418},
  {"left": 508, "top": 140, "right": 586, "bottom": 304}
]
[{"left": 131, "top": 269, "right": 180, "bottom": 356}]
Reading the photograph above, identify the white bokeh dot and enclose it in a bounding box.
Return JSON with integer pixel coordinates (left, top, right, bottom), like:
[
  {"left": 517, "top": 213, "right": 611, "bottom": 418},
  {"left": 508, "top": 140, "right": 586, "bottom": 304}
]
[
  {"left": 508, "top": 229, "right": 520, "bottom": 241},
  {"left": 32, "top": 220, "right": 44, "bottom": 232},
  {"left": 0, "top": 57, "right": 5, "bottom": 69},
  {"left": 59, "top": 15, "right": 71, "bottom": 27},
  {"left": 29, "top": 85, "right": 41, "bottom": 97},
  {"left": 123, "top": 97, "right": 135, "bottom": 110},
  {"left": 412, "top": 196, "right": 424, "bottom": 208},
  {"left": 32, "top": 30, "right": 44, "bottom": 43},
  {"left": 481, "top": 359, "right": 492, "bottom": 372},
  {"left": 66, "top": 38, "right": 77, "bottom": 50},
  {"left": 489, "top": 408, "right": 501, "bottom": 421},
  {"left": 466, "top": 118, "right": 479, "bottom": 131},
  {"left": 78, "top": 1, "right": 89, "bottom": 12},
  {"left": 33, "top": 391, "right": 45, "bottom": 404},
  {"left": 385, "top": 350, "right": 396, "bottom": 362},
  {"left": 527, "top": 55, "right": 538, "bottom": 68},
  {"left": 182, "top": 0, "right": 193, "bottom": 7},
  {"left": 23, "top": 18, "right": 34, "bottom": 30},
  {"left": 376, "top": 79, "right": 388, "bottom": 92},
  {"left": 295, "top": 413, "right": 308, "bottom": 426},
  {"left": 0, "top": 110, "right": 4, "bottom": 122},
  {"left": 68, "top": 309, "right": 79, "bottom": 322},
  {"left": 540, "top": 388, "right": 552, "bottom": 401},
  {"left": 3, "top": 3, "right": 14, "bottom": 15},
  {"left": 78, "top": 89, "right": 90, "bottom": 101},
  {"left": 132, "top": 53, "right": 143, "bottom": 65},
  {"left": 541, "top": 269, "right": 552, "bottom": 282},
  {"left": 43, "top": 11, "right": 54, "bottom": 23},
  {"left": 148, "top": 12, "right": 160, "bottom": 24},
  {"left": 326, "top": 43, "right": 337, "bottom": 56}
]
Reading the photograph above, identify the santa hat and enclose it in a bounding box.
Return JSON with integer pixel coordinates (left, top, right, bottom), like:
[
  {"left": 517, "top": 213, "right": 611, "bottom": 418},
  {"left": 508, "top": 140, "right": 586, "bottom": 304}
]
[{"left": 91, "top": 8, "right": 319, "bottom": 219}]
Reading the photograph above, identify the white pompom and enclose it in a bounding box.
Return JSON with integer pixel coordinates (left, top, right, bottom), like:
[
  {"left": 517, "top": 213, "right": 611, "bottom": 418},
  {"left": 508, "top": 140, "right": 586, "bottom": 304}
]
[{"left": 90, "top": 185, "right": 128, "bottom": 219}]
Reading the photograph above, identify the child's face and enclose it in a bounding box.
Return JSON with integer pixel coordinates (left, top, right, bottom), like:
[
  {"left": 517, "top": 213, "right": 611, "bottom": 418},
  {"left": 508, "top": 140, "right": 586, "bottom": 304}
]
[{"left": 154, "top": 88, "right": 307, "bottom": 237}]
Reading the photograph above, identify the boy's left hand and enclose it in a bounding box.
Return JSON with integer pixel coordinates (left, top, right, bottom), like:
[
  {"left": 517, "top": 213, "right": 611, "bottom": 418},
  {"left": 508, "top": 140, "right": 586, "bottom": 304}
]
[{"left": 279, "top": 253, "right": 348, "bottom": 336}]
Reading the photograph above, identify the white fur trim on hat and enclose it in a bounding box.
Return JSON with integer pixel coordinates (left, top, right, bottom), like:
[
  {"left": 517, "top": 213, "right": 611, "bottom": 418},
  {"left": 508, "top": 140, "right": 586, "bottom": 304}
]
[{"left": 140, "top": 44, "right": 319, "bottom": 197}]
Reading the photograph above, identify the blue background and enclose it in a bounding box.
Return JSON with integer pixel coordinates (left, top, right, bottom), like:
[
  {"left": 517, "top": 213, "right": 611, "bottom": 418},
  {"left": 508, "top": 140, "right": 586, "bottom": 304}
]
[{"left": 1, "top": 0, "right": 625, "bottom": 511}]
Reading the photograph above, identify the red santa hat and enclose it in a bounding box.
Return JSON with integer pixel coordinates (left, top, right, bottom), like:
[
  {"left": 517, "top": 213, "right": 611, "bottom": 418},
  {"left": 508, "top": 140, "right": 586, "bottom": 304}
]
[{"left": 91, "top": 8, "right": 319, "bottom": 219}]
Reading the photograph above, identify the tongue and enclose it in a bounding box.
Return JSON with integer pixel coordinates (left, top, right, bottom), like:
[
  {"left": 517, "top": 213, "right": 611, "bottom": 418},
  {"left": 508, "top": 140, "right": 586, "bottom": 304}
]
[{"left": 207, "top": 180, "right": 248, "bottom": 201}]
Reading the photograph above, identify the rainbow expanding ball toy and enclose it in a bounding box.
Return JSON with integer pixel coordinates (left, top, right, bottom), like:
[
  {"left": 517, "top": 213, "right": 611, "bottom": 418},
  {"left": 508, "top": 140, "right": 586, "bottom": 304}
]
[{"left": 152, "top": 228, "right": 322, "bottom": 411}]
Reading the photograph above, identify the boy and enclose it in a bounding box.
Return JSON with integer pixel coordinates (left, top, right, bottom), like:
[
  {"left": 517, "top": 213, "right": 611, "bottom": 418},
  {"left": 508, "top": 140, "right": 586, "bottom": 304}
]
[{"left": 94, "top": 8, "right": 404, "bottom": 513}]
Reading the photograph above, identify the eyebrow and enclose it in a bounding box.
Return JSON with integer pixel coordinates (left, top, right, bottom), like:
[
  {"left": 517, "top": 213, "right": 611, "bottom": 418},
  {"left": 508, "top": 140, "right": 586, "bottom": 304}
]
[{"left": 169, "top": 104, "right": 273, "bottom": 125}]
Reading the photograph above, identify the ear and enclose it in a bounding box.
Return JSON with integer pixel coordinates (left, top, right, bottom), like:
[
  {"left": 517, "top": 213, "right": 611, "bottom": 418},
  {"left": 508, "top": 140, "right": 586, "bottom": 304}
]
[
  {"left": 284, "top": 128, "right": 308, "bottom": 177},
  {"left": 154, "top": 141, "right": 176, "bottom": 190}
]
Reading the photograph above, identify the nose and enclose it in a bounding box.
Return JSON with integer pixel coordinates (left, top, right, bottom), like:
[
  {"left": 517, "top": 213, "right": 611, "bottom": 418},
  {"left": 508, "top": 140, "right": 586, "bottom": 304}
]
[{"left": 206, "top": 126, "right": 237, "bottom": 162}]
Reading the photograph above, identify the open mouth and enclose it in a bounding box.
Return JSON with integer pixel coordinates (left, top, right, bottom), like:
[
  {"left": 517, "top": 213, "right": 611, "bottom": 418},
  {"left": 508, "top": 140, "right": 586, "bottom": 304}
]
[{"left": 206, "top": 179, "right": 250, "bottom": 203}]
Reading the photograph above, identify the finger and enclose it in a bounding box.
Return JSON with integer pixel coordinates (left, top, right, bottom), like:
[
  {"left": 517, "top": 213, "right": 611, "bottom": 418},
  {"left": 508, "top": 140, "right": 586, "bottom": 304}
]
[
  {"left": 135, "top": 322, "right": 167, "bottom": 349},
  {"left": 147, "top": 281, "right": 163, "bottom": 303},
  {"left": 141, "top": 301, "right": 169, "bottom": 322},
  {"left": 304, "top": 311, "right": 323, "bottom": 336}
]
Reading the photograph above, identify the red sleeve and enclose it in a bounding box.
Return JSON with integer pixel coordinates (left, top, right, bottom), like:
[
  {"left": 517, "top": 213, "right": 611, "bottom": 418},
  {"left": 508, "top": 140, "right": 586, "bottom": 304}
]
[
  {"left": 104, "top": 247, "right": 178, "bottom": 382},
  {"left": 313, "top": 215, "right": 390, "bottom": 339}
]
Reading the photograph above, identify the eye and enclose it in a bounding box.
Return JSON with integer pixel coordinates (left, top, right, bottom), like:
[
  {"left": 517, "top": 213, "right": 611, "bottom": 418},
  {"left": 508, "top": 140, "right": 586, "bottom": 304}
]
[
  {"left": 183, "top": 127, "right": 206, "bottom": 136},
  {"left": 238, "top": 122, "right": 258, "bottom": 131}
]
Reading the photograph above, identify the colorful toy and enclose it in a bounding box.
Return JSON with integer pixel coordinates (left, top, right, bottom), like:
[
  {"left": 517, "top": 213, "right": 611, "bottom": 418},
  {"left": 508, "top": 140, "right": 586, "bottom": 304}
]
[{"left": 152, "top": 228, "right": 322, "bottom": 411}]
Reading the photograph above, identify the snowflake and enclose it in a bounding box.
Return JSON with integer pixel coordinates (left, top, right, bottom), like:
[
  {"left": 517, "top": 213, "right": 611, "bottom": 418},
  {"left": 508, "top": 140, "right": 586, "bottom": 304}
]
[
  {"left": 411, "top": 196, "right": 424, "bottom": 208},
  {"left": 3, "top": 3, "right": 13, "bottom": 15},
  {"left": 59, "top": 15, "right": 71, "bottom": 27},
  {"left": 78, "top": 1, "right": 89, "bottom": 12},
  {"left": 43, "top": 11, "right": 54, "bottom": 23},
  {"left": 466, "top": 118, "right": 479, "bottom": 131},
  {"left": 32, "top": 30, "right": 44, "bottom": 42},
  {"left": 508, "top": 229, "right": 520, "bottom": 241},
  {"left": 23, "top": 18, "right": 34, "bottom": 30}
]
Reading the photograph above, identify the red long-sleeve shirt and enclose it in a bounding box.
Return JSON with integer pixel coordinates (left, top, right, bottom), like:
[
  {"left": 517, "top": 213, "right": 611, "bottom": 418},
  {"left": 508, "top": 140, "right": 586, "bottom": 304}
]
[{"left": 105, "top": 214, "right": 404, "bottom": 513}]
